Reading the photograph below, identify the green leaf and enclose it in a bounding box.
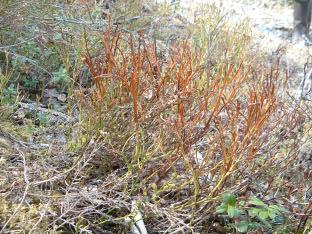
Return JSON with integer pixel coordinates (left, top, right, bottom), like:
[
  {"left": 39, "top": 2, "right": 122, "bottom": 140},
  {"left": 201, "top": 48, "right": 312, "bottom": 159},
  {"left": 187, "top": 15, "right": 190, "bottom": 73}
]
[
  {"left": 258, "top": 217, "right": 272, "bottom": 228},
  {"left": 227, "top": 205, "right": 236, "bottom": 218},
  {"left": 267, "top": 207, "right": 280, "bottom": 220},
  {"left": 234, "top": 208, "right": 242, "bottom": 217},
  {"left": 216, "top": 204, "right": 227, "bottom": 214},
  {"left": 269, "top": 204, "right": 288, "bottom": 213},
  {"left": 259, "top": 210, "right": 269, "bottom": 220},
  {"left": 227, "top": 205, "right": 241, "bottom": 218},
  {"left": 268, "top": 210, "right": 277, "bottom": 220},
  {"left": 248, "top": 196, "right": 266, "bottom": 207},
  {"left": 248, "top": 208, "right": 260, "bottom": 217},
  {"left": 236, "top": 220, "right": 249, "bottom": 233},
  {"left": 248, "top": 222, "right": 262, "bottom": 229},
  {"left": 239, "top": 201, "right": 246, "bottom": 206},
  {"left": 222, "top": 193, "right": 236, "bottom": 206},
  {"left": 272, "top": 214, "right": 284, "bottom": 224}
]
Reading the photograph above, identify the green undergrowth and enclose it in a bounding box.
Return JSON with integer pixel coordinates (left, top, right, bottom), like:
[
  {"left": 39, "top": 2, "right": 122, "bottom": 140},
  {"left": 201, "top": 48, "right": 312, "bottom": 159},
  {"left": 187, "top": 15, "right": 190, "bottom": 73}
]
[{"left": 216, "top": 193, "right": 291, "bottom": 233}]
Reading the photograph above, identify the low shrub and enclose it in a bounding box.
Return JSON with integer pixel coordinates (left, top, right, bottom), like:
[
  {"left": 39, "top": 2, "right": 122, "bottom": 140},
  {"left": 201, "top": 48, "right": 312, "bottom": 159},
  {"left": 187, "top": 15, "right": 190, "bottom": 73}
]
[{"left": 70, "top": 24, "right": 300, "bottom": 232}]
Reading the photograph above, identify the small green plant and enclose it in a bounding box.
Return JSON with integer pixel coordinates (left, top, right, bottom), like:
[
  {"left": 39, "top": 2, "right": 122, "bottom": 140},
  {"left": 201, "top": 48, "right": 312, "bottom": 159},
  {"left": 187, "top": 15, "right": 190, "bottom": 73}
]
[
  {"left": 1, "top": 84, "right": 18, "bottom": 105},
  {"left": 23, "top": 77, "right": 39, "bottom": 92},
  {"left": 35, "top": 111, "right": 48, "bottom": 126},
  {"left": 216, "top": 193, "right": 242, "bottom": 219},
  {"left": 51, "top": 66, "right": 69, "bottom": 91},
  {"left": 216, "top": 193, "right": 288, "bottom": 233}
]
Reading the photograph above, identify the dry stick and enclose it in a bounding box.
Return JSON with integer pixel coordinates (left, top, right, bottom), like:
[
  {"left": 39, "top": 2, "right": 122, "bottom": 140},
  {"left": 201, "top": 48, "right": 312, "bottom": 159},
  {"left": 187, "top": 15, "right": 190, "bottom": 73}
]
[
  {"left": 297, "top": 202, "right": 312, "bottom": 232},
  {"left": 0, "top": 147, "right": 30, "bottom": 233}
]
